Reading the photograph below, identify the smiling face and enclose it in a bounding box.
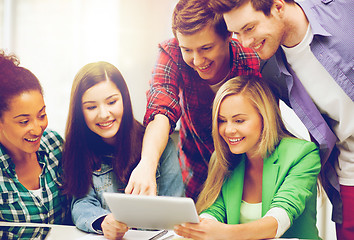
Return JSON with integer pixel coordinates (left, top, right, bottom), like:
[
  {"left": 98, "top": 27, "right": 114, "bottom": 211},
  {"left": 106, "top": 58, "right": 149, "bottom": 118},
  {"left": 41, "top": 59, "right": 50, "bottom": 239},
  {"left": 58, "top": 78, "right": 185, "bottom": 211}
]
[
  {"left": 218, "top": 93, "right": 263, "bottom": 158},
  {"left": 223, "top": 1, "right": 285, "bottom": 60},
  {"left": 0, "top": 90, "right": 48, "bottom": 156},
  {"left": 177, "top": 24, "right": 231, "bottom": 85},
  {"left": 82, "top": 80, "right": 124, "bottom": 144}
]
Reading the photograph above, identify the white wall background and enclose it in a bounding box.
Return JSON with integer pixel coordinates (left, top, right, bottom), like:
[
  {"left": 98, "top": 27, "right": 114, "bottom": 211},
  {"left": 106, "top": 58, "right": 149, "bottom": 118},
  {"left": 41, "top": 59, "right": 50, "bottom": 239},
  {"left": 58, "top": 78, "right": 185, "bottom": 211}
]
[
  {"left": 1, "top": 0, "right": 177, "bottom": 136},
  {"left": 0, "top": 0, "right": 336, "bottom": 239}
]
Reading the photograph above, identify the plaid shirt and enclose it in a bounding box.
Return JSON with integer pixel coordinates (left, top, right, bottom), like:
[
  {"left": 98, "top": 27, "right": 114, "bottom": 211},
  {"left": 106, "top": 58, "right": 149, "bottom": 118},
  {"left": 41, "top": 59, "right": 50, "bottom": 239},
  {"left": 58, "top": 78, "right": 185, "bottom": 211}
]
[
  {"left": 0, "top": 130, "right": 68, "bottom": 226},
  {"left": 0, "top": 225, "right": 51, "bottom": 240},
  {"left": 144, "top": 38, "right": 260, "bottom": 200}
]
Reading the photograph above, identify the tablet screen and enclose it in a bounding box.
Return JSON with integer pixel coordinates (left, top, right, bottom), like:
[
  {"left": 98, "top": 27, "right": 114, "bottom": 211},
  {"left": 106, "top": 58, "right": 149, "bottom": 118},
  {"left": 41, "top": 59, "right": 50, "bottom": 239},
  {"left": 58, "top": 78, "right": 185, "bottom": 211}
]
[
  {"left": 103, "top": 193, "right": 199, "bottom": 230},
  {"left": 0, "top": 225, "right": 51, "bottom": 240}
]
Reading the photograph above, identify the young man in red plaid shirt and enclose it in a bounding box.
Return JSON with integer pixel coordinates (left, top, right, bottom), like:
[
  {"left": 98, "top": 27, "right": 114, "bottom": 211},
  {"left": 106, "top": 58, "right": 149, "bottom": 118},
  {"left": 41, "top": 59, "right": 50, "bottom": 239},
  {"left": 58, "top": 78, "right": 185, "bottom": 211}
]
[{"left": 125, "top": 0, "right": 260, "bottom": 200}]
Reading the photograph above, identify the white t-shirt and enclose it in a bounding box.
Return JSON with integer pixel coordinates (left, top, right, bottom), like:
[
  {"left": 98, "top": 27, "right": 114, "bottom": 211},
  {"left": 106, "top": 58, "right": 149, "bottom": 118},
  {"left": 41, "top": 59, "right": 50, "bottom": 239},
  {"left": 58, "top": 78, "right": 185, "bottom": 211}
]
[
  {"left": 30, "top": 188, "right": 43, "bottom": 200},
  {"left": 282, "top": 25, "right": 354, "bottom": 185},
  {"left": 200, "top": 203, "right": 290, "bottom": 238}
]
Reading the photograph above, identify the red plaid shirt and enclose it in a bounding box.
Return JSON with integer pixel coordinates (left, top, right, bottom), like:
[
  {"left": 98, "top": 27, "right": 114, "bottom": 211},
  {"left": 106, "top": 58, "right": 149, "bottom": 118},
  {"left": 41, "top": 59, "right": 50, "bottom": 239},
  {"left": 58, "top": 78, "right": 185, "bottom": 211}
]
[{"left": 144, "top": 38, "right": 260, "bottom": 200}]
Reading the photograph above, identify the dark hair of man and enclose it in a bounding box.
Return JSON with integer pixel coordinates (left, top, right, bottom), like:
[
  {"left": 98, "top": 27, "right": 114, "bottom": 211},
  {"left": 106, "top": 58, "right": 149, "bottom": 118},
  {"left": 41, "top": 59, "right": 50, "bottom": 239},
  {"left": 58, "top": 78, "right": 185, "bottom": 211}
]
[
  {"left": 63, "top": 62, "right": 144, "bottom": 198},
  {"left": 209, "top": 0, "right": 295, "bottom": 16},
  {"left": 0, "top": 50, "right": 43, "bottom": 119},
  {"left": 172, "top": 0, "right": 230, "bottom": 40}
]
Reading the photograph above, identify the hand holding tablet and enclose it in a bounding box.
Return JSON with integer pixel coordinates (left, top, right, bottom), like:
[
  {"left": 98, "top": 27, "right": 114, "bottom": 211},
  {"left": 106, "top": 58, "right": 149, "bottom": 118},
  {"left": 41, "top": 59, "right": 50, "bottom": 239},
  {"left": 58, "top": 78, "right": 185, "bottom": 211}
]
[{"left": 103, "top": 193, "right": 199, "bottom": 230}]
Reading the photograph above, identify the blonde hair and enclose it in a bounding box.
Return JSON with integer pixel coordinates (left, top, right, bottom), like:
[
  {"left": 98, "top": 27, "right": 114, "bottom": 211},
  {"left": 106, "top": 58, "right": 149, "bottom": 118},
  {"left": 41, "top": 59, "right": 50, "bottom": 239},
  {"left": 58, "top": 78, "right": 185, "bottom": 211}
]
[{"left": 196, "top": 75, "right": 291, "bottom": 212}]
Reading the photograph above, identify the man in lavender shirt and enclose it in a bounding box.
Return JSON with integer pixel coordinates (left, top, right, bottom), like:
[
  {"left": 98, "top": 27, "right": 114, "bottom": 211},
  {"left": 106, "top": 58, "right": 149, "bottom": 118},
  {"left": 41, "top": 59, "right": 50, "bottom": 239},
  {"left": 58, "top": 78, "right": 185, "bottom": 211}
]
[{"left": 209, "top": 0, "right": 354, "bottom": 239}]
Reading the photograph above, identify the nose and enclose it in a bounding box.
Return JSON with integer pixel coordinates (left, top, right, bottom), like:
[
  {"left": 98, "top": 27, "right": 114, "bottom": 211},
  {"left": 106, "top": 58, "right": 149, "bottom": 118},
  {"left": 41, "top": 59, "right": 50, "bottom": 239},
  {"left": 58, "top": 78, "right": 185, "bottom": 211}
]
[
  {"left": 225, "top": 122, "right": 237, "bottom": 135},
  {"left": 193, "top": 52, "right": 204, "bottom": 67},
  {"left": 238, "top": 34, "right": 254, "bottom": 48},
  {"left": 98, "top": 105, "right": 110, "bottom": 119},
  {"left": 30, "top": 120, "right": 43, "bottom": 136}
]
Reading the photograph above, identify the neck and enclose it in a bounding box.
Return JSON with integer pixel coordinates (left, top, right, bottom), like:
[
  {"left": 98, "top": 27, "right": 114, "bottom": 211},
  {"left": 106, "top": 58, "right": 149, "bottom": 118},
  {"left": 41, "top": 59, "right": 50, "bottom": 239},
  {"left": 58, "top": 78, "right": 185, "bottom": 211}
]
[
  {"left": 12, "top": 152, "right": 38, "bottom": 167},
  {"left": 0, "top": 139, "right": 36, "bottom": 165},
  {"left": 282, "top": 3, "right": 309, "bottom": 48},
  {"left": 210, "top": 49, "right": 231, "bottom": 85},
  {"left": 246, "top": 153, "right": 263, "bottom": 170}
]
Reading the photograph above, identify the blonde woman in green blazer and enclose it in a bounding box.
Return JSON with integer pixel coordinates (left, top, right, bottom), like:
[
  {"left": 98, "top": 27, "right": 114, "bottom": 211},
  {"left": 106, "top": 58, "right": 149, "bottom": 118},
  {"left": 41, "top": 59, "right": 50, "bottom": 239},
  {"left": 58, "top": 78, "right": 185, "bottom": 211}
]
[{"left": 174, "top": 76, "right": 321, "bottom": 240}]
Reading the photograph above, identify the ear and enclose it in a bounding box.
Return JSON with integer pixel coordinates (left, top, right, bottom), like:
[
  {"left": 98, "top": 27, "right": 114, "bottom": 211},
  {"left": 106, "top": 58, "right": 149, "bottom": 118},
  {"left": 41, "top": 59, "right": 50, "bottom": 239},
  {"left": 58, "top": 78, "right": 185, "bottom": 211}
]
[{"left": 272, "top": 0, "right": 285, "bottom": 15}]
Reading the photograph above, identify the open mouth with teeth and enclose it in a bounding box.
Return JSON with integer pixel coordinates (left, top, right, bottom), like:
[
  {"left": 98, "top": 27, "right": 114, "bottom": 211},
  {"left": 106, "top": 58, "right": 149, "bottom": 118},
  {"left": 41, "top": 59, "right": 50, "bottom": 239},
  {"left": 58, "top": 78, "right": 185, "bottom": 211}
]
[
  {"left": 97, "top": 120, "right": 115, "bottom": 128},
  {"left": 198, "top": 62, "right": 212, "bottom": 71},
  {"left": 253, "top": 40, "right": 265, "bottom": 51},
  {"left": 25, "top": 136, "right": 40, "bottom": 142},
  {"left": 228, "top": 137, "right": 244, "bottom": 144}
]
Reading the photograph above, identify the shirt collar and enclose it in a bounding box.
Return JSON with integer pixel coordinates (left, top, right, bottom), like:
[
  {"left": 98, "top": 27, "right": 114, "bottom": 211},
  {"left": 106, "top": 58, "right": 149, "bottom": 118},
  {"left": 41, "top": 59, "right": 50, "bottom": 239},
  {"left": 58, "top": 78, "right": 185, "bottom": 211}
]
[
  {"left": 0, "top": 144, "right": 14, "bottom": 170},
  {"left": 296, "top": 0, "right": 331, "bottom": 37}
]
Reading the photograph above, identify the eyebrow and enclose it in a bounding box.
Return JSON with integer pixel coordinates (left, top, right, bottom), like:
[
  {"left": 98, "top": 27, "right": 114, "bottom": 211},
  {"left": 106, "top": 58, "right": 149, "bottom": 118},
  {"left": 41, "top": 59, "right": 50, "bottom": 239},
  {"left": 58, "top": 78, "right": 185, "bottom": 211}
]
[
  {"left": 219, "top": 113, "right": 246, "bottom": 118},
  {"left": 13, "top": 106, "right": 46, "bottom": 119},
  {"left": 233, "top": 22, "right": 256, "bottom": 34},
  {"left": 179, "top": 43, "right": 213, "bottom": 50},
  {"left": 82, "top": 94, "right": 120, "bottom": 105}
]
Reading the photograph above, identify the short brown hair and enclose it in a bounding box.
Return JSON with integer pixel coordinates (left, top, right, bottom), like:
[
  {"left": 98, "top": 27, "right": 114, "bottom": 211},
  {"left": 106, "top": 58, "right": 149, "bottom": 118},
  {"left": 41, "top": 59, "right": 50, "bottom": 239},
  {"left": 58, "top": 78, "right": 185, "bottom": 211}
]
[
  {"left": 172, "top": 0, "right": 230, "bottom": 40},
  {"left": 209, "top": 0, "right": 295, "bottom": 16}
]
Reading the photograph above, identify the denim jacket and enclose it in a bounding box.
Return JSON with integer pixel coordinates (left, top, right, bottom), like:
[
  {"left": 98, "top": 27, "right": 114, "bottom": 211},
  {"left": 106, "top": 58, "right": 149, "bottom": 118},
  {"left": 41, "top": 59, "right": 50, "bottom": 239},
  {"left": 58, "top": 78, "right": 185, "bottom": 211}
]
[{"left": 71, "top": 138, "right": 184, "bottom": 233}]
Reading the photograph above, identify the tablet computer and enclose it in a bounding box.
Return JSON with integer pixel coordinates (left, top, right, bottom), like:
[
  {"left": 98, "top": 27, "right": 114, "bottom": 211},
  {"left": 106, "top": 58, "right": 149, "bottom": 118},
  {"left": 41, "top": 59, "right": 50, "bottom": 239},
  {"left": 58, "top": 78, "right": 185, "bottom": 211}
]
[{"left": 103, "top": 192, "right": 200, "bottom": 230}]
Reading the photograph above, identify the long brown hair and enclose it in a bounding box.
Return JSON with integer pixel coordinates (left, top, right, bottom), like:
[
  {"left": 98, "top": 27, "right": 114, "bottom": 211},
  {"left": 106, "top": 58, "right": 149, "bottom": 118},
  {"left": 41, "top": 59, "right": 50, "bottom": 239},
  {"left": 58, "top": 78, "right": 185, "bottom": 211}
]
[{"left": 63, "top": 61, "right": 143, "bottom": 197}]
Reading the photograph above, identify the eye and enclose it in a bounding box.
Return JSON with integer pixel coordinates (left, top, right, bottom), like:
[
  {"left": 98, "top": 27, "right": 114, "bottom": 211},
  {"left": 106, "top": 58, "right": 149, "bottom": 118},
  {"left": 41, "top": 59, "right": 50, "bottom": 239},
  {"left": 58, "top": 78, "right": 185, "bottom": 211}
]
[
  {"left": 108, "top": 99, "right": 117, "bottom": 105},
  {"left": 218, "top": 118, "right": 226, "bottom": 123},
  {"left": 19, "top": 120, "right": 29, "bottom": 125},
  {"left": 235, "top": 119, "right": 245, "bottom": 124},
  {"left": 181, "top": 48, "right": 191, "bottom": 53},
  {"left": 202, "top": 46, "right": 212, "bottom": 51},
  {"left": 39, "top": 113, "right": 47, "bottom": 119},
  {"left": 86, "top": 106, "right": 96, "bottom": 110},
  {"left": 244, "top": 26, "right": 254, "bottom": 33}
]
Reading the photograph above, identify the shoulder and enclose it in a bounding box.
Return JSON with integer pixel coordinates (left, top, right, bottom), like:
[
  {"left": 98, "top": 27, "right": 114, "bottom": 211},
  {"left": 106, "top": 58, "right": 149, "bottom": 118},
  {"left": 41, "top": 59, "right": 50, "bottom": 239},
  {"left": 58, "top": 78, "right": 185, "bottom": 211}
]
[
  {"left": 298, "top": 0, "right": 353, "bottom": 13},
  {"left": 267, "top": 138, "right": 321, "bottom": 181},
  {"left": 299, "top": 0, "right": 353, "bottom": 36},
  {"left": 278, "top": 137, "right": 317, "bottom": 150},
  {"left": 230, "top": 39, "right": 258, "bottom": 57},
  {"left": 277, "top": 138, "right": 318, "bottom": 154},
  {"left": 275, "top": 138, "right": 320, "bottom": 164},
  {"left": 230, "top": 39, "right": 260, "bottom": 72},
  {"left": 158, "top": 38, "right": 181, "bottom": 56},
  {"left": 40, "top": 129, "right": 64, "bottom": 155},
  {"left": 41, "top": 129, "right": 64, "bottom": 147},
  {"left": 38, "top": 130, "right": 64, "bottom": 173},
  {"left": 156, "top": 38, "right": 186, "bottom": 70}
]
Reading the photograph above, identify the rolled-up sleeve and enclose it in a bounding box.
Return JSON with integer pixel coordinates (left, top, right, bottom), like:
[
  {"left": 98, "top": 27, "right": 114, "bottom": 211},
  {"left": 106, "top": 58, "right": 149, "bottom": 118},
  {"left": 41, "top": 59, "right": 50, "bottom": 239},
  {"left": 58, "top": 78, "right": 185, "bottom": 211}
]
[
  {"left": 144, "top": 44, "right": 182, "bottom": 132},
  {"left": 71, "top": 187, "right": 110, "bottom": 233}
]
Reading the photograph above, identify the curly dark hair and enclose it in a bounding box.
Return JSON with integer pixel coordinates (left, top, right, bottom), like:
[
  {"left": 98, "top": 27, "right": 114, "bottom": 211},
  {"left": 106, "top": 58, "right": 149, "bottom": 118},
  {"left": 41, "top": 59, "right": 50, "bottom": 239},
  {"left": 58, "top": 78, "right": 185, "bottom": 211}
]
[{"left": 0, "top": 50, "right": 43, "bottom": 118}]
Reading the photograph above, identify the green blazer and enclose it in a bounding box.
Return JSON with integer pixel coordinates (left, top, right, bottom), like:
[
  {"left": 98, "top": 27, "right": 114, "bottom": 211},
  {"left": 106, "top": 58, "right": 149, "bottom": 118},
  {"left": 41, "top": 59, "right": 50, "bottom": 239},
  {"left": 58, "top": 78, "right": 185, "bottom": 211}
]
[{"left": 203, "top": 138, "right": 321, "bottom": 239}]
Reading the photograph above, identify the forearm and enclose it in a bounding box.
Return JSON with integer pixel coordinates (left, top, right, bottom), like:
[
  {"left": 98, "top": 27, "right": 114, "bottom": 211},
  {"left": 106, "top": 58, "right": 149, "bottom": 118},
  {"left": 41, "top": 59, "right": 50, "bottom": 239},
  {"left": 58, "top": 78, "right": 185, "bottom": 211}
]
[
  {"left": 226, "top": 216, "right": 277, "bottom": 240},
  {"left": 71, "top": 193, "right": 110, "bottom": 233},
  {"left": 175, "top": 216, "right": 277, "bottom": 240},
  {"left": 140, "top": 114, "right": 171, "bottom": 170}
]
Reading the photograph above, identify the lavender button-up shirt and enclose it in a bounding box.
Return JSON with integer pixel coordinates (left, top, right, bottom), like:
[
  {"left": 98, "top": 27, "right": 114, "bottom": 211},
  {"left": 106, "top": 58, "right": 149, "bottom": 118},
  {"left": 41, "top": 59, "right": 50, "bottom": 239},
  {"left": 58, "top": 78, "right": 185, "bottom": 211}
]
[{"left": 261, "top": 0, "right": 354, "bottom": 223}]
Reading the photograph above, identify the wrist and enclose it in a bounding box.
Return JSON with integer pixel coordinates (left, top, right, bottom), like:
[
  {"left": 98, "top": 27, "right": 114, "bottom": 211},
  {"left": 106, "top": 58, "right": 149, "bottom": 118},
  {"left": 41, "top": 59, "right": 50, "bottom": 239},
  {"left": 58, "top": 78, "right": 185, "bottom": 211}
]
[{"left": 139, "top": 157, "right": 158, "bottom": 171}]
